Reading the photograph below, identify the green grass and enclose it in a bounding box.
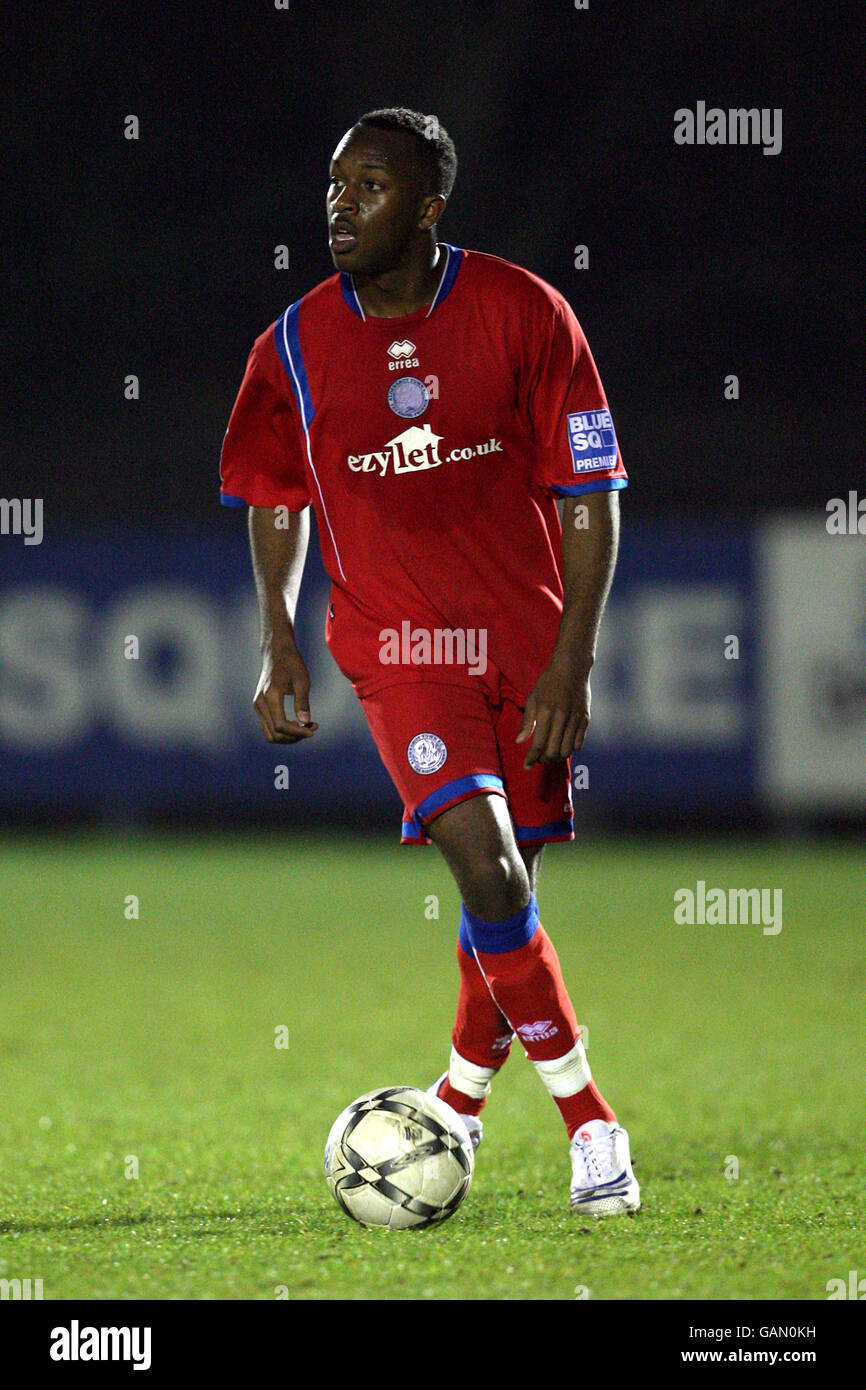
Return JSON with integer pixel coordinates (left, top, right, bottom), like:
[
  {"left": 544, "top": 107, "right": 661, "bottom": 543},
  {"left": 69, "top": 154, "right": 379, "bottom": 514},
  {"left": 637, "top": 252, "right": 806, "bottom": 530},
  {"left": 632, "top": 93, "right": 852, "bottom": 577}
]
[{"left": 0, "top": 832, "right": 863, "bottom": 1300}]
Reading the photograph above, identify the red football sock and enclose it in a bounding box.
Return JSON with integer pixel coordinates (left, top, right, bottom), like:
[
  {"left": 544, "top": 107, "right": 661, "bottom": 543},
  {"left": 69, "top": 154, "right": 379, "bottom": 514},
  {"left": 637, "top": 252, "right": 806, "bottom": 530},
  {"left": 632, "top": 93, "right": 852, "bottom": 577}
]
[
  {"left": 475, "top": 922, "right": 616, "bottom": 1135},
  {"left": 438, "top": 940, "right": 513, "bottom": 1117},
  {"left": 553, "top": 1081, "right": 616, "bottom": 1139},
  {"left": 474, "top": 922, "right": 579, "bottom": 1060}
]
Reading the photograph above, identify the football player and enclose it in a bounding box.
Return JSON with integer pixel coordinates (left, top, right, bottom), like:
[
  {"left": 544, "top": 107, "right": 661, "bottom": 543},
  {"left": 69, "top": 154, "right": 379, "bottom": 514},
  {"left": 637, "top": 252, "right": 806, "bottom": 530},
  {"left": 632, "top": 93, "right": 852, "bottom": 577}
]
[{"left": 220, "top": 108, "right": 638, "bottom": 1216}]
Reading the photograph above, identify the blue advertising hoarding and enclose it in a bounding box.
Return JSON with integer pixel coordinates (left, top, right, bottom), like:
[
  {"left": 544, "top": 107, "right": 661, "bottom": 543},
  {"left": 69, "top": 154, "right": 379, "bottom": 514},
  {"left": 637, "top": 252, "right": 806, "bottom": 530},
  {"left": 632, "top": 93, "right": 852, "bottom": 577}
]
[{"left": 0, "top": 514, "right": 755, "bottom": 823}]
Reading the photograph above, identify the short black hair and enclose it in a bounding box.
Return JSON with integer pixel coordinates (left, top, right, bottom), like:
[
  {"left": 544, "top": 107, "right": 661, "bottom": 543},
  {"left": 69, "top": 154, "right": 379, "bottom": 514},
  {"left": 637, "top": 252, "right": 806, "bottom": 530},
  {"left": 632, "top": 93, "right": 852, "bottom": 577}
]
[{"left": 355, "top": 107, "right": 457, "bottom": 199}]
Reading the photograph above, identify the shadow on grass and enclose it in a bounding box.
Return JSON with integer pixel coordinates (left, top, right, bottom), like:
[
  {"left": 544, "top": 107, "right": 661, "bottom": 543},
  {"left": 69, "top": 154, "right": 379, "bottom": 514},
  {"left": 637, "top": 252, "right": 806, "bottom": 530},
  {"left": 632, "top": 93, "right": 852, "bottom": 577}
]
[
  {"left": 0, "top": 1202, "right": 323, "bottom": 1237},
  {"left": 0, "top": 1191, "right": 624, "bottom": 1240}
]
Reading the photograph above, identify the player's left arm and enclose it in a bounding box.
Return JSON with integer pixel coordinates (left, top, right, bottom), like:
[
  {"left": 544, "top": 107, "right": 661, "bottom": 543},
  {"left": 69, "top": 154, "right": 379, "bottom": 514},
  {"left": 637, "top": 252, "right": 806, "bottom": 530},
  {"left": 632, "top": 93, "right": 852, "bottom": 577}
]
[{"left": 516, "top": 489, "right": 619, "bottom": 768}]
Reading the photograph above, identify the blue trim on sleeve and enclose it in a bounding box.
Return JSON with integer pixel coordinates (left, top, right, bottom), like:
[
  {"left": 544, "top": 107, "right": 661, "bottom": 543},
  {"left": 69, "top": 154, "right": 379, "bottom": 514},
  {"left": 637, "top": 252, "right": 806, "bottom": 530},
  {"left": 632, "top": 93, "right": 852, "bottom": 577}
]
[
  {"left": 220, "top": 493, "right": 247, "bottom": 508},
  {"left": 414, "top": 773, "right": 504, "bottom": 829},
  {"left": 460, "top": 893, "right": 540, "bottom": 955},
  {"left": 273, "top": 303, "right": 315, "bottom": 429},
  {"left": 552, "top": 476, "right": 628, "bottom": 498}
]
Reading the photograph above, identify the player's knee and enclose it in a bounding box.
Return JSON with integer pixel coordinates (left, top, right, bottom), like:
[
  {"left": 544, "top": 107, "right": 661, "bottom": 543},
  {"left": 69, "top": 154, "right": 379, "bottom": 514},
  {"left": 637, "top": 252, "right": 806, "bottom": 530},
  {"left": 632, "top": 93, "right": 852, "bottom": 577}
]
[{"left": 463, "top": 850, "right": 529, "bottom": 923}]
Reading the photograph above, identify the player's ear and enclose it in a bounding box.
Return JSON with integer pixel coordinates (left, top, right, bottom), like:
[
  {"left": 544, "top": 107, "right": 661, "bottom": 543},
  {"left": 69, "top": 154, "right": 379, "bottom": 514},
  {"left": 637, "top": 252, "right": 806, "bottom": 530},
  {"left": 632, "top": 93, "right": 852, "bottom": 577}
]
[{"left": 418, "top": 194, "right": 446, "bottom": 231}]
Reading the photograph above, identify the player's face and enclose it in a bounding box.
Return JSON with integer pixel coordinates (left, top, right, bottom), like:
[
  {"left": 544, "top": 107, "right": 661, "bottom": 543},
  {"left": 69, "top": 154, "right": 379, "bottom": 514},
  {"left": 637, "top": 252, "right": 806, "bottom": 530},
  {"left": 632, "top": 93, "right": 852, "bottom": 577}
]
[{"left": 327, "top": 128, "right": 434, "bottom": 275}]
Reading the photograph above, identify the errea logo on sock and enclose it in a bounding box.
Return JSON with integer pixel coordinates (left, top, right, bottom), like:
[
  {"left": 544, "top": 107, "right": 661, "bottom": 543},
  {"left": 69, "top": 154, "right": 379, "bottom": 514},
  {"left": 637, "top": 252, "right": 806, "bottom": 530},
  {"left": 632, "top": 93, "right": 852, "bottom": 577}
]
[{"left": 517, "top": 1020, "right": 558, "bottom": 1042}]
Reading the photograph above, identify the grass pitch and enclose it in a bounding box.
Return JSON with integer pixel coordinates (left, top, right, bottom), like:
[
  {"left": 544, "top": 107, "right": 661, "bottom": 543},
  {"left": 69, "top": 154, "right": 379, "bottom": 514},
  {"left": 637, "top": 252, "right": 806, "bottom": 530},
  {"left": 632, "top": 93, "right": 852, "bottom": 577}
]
[{"left": 0, "top": 832, "right": 862, "bottom": 1301}]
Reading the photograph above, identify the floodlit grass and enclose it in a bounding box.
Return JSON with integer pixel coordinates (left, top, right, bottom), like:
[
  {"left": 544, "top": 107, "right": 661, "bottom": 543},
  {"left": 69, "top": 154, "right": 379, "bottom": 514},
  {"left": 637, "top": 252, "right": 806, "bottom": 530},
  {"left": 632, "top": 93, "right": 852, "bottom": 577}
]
[{"left": 0, "top": 832, "right": 862, "bottom": 1300}]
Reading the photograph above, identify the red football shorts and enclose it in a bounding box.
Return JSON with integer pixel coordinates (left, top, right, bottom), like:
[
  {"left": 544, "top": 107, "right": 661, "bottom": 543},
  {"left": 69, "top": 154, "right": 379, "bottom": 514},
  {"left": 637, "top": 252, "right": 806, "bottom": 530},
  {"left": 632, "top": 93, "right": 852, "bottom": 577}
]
[{"left": 359, "top": 678, "right": 574, "bottom": 847}]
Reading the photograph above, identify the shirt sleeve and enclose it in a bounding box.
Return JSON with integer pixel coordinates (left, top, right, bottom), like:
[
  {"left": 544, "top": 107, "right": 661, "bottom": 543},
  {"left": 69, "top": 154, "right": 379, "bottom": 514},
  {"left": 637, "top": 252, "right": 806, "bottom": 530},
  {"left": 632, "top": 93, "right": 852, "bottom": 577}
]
[
  {"left": 520, "top": 291, "right": 628, "bottom": 497},
  {"left": 219, "top": 331, "right": 312, "bottom": 511}
]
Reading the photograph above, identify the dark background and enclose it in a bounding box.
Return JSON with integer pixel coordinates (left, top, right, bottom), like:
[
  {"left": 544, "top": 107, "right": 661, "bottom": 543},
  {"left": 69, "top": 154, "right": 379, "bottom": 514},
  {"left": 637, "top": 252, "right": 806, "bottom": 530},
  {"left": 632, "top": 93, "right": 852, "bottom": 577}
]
[{"left": 4, "top": 0, "right": 862, "bottom": 523}]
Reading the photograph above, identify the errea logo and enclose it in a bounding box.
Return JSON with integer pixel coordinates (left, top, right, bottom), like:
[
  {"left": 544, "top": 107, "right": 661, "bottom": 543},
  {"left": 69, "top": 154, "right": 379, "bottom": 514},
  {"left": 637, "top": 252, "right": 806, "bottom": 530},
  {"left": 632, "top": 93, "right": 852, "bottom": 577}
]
[
  {"left": 517, "top": 1020, "right": 558, "bottom": 1042},
  {"left": 387, "top": 339, "right": 419, "bottom": 371}
]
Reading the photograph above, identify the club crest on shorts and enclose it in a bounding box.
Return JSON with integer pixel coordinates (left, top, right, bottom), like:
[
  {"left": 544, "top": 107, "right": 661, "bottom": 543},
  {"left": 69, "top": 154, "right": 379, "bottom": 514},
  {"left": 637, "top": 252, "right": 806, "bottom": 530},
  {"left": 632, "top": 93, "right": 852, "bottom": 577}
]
[
  {"left": 407, "top": 732, "right": 447, "bottom": 775},
  {"left": 387, "top": 376, "right": 429, "bottom": 419}
]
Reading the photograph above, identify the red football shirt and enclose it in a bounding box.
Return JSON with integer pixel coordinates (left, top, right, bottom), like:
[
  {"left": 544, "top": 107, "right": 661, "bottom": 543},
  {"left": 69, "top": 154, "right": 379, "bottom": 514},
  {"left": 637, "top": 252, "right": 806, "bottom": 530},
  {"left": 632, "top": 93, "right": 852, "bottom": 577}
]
[{"left": 219, "top": 244, "right": 627, "bottom": 699}]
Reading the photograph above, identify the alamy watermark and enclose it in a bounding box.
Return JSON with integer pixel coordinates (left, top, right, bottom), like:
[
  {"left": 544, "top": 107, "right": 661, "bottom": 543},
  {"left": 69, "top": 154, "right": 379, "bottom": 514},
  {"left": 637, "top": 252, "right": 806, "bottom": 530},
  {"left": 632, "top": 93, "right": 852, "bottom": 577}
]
[
  {"left": 50, "top": 1322, "right": 152, "bottom": 1370},
  {"left": 0, "top": 497, "right": 43, "bottom": 545},
  {"left": 826, "top": 491, "right": 865, "bottom": 535},
  {"left": 826, "top": 1270, "right": 866, "bottom": 1299},
  {"left": 674, "top": 880, "right": 782, "bottom": 935},
  {"left": 1, "top": 1276, "right": 44, "bottom": 1300},
  {"left": 674, "top": 102, "right": 782, "bottom": 156},
  {"left": 379, "top": 622, "right": 488, "bottom": 676}
]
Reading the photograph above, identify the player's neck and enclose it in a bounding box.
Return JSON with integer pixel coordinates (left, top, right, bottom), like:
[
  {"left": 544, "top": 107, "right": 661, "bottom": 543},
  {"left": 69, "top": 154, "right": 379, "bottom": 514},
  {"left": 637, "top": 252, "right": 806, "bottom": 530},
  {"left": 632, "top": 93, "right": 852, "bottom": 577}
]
[{"left": 352, "top": 241, "right": 443, "bottom": 319}]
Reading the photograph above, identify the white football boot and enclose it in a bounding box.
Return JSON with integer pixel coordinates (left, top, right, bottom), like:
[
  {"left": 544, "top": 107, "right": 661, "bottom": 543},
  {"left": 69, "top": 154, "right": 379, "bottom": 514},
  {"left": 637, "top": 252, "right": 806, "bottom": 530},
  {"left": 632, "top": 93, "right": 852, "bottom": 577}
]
[
  {"left": 569, "top": 1118, "right": 640, "bottom": 1217},
  {"left": 428, "top": 1073, "right": 483, "bottom": 1153}
]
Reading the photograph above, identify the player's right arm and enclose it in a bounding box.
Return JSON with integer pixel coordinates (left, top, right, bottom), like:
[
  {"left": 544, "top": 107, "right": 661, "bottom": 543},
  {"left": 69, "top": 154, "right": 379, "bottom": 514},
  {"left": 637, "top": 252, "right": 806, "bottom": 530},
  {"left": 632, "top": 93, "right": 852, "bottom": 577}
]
[
  {"left": 249, "top": 505, "right": 318, "bottom": 745},
  {"left": 219, "top": 328, "right": 317, "bottom": 745}
]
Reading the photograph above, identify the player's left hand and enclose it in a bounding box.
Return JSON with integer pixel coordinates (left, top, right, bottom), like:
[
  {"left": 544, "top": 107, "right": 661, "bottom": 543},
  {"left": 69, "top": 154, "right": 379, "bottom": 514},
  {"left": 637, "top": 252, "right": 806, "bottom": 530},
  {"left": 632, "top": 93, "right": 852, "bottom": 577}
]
[{"left": 516, "top": 658, "right": 591, "bottom": 769}]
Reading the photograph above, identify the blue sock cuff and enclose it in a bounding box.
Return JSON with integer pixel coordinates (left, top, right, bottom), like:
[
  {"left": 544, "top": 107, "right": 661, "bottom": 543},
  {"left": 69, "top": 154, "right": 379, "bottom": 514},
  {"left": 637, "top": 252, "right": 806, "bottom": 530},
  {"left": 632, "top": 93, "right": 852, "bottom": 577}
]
[{"left": 460, "top": 894, "right": 539, "bottom": 955}]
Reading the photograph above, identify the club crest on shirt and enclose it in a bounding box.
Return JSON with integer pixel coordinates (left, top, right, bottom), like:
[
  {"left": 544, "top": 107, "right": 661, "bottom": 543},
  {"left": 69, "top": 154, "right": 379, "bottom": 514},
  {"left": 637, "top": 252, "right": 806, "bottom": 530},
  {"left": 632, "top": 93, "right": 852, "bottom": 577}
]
[
  {"left": 407, "top": 732, "right": 447, "bottom": 775},
  {"left": 387, "top": 375, "right": 430, "bottom": 418}
]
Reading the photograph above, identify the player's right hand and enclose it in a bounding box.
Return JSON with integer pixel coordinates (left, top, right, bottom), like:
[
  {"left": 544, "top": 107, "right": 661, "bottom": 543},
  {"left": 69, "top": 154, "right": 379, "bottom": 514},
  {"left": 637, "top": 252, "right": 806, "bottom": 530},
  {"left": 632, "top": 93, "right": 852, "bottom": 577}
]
[{"left": 252, "top": 647, "right": 319, "bottom": 744}]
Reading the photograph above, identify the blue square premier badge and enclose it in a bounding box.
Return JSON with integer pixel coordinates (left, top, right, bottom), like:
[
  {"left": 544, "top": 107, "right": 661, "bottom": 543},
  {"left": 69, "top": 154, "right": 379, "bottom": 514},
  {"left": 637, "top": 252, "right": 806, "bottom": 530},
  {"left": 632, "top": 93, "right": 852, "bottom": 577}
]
[{"left": 566, "top": 409, "right": 618, "bottom": 473}]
